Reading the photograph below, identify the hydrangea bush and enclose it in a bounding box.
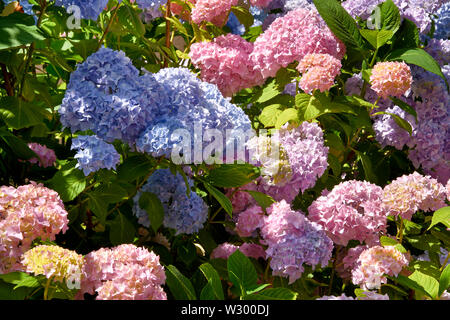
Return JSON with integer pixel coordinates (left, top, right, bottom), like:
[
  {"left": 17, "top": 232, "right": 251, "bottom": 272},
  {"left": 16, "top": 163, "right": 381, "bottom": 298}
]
[{"left": 0, "top": 0, "right": 448, "bottom": 301}]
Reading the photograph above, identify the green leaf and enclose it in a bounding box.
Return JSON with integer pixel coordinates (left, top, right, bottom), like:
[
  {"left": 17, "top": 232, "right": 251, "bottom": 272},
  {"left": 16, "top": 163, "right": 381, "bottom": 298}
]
[
  {"left": 116, "top": 155, "right": 154, "bottom": 182},
  {"left": 275, "top": 108, "right": 298, "bottom": 128},
  {"left": 385, "top": 48, "right": 449, "bottom": 91},
  {"left": 47, "top": 163, "right": 86, "bottom": 202},
  {"left": 393, "top": 18, "right": 419, "bottom": 49},
  {"left": 138, "top": 192, "right": 165, "bottom": 233},
  {"left": 165, "top": 265, "right": 197, "bottom": 300},
  {"left": 0, "top": 272, "right": 39, "bottom": 289},
  {"left": 87, "top": 193, "right": 108, "bottom": 224},
  {"left": 245, "top": 288, "right": 298, "bottom": 300},
  {"left": 354, "top": 150, "right": 378, "bottom": 183},
  {"left": 244, "top": 190, "right": 275, "bottom": 210},
  {"left": 227, "top": 250, "right": 257, "bottom": 296},
  {"left": 359, "top": 29, "right": 394, "bottom": 49},
  {"left": 206, "top": 164, "right": 260, "bottom": 188},
  {"left": 408, "top": 271, "right": 439, "bottom": 299},
  {"left": 199, "top": 263, "right": 224, "bottom": 300},
  {"left": 0, "top": 13, "right": 45, "bottom": 50},
  {"left": 0, "top": 96, "right": 44, "bottom": 129},
  {"left": 259, "top": 104, "right": 283, "bottom": 127},
  {"left": 428, "top": 206, "right": 450, "bottom": 230},
  {"left": 116, "top": 5, "right": 146, "bottom": 37},
  {"left": 439, "top": 264, "right": 450, "bottom": 297},
  {"left": 0, "top": 127, "right": 36, "bottom": 160},
  {"left": 313, "top": 0, "right": 366, "bottom": 51},
  {"left": 91, "top": 184, "right": 128, "bottom": 204},
  {"left": 231, "top": 6, "right": 254, "bottom": 31},
  {"left": 378, "top": 0, "right": 401, "bottom": 33},
  {"left": 406, "top": 234, "right": 442, "bottom": 253},
  {"left": 255, "top": 81, "right": 281, "bottom": 104},
  {"left": 379, "top": 236, "right": 407, "bottom": 253},
  {"left": 296, "top": 93, "right": 356, "bottom": 122},
  {"left": 203, "top": 182, "right": 232, "bottom": 217},
  {"left": 108, "top": 212, "right": 135, "bottom": 246}
]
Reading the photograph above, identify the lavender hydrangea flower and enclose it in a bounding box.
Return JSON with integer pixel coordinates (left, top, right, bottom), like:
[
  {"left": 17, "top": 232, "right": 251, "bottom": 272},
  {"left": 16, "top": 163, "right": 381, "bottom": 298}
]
[
  {"left": 261, "top": 200, "right": 333, "bottom": 284},
  {"left": 71, "top": 135, "right": 121, "bottom": 176},
  {"left": 132, "top": 169, "right": 208, "bottom": 235},
  {"left": 434, "top": 2, "right": 450, "bottom": 39},
  {"left": 54, "top": 0, "right": 109, "bottom": 20}
]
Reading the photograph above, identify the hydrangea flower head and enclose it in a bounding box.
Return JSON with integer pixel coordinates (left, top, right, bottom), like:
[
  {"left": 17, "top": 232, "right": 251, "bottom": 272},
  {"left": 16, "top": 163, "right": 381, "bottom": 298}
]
[
  {"left": 261, "top": 200, "right": 333, "bottom": 283},
  {"left": 0, "top": 182, "right": 68, "bottom": 273},
  {"left": 133, "top": 169, "right": 208, "bottom": 235},
  {"left": 434, "top": 2, "right": 450, "bottom": 39},
  {"left": 297, "top": 53, "right": 342, "bottom": 93},
  {"left": 250, "top": 8, "right": 346, "bottom": 79},
  {"left": 383, "top": 172, "right": 447, "bottom": 220},
  {"left": 190, "top": 34, "right": 264, "bottom": 97},
  {"left": 210, "top": 243, "right": 265, "bottom": 260},
  {"left": 191, "top": 0, "right": 238, "bottom": 27},
  {"left": 308, "top": 180, "right": 387, "bottom": 246},
  {"left": 54, "top": 0, "right": 109, "bottom": 20},
  {"left": 26, "top": 143, "right": 57, "bottom": 168},
  {"left": 352, "top": 245, "right": 409, "bottom": 289},
  {"left": 22, "top": 245, "right": 84, "bottom": 283},
  {"left": 80, "top": 244, "right": 166, "bottom": 300},
  {"left": 71, "top": 135, "right": 121, "bottom": 176},
  {"left": 235, "top": 205, "right": 264, "bottom": 237},
  {"left": 370, "top": 61, "right": 412, "bottom": 99}
]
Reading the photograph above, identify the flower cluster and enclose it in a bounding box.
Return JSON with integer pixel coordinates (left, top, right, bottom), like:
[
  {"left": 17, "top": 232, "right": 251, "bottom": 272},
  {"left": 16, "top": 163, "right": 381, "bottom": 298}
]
[
  {"left": 250, "top": 8, "right": 346, "bottom": 79},
  {"left": 351, "top": 246, "right": 409, "bottom": 290},
  {"left": 54, "top": 0, "right": 109, "bottom": 20},
  {"left": 0, "top": 182, "right": 68, "bottom": 273},
  {"left": 342, "top": 0, "right": 447, "bottom": 33},
  {"left": 297, "top": 53, "right": 342, "bottom": 93},
  {"left": 133, "top": 169, "right": 208, "bottom": 235},
  {"left": 71, "top": 135, "right": 121, "bottom": 176},
  {"left": 190, "top": 34, "right": 264, "bottom": 97},
  {"left": 22, "top": 245, "right": 84, "bottom": 283},
  {"left": 260, "top": 200, "right": 333, "bottom": 284},
  {"left": 79, "top": 244, "right": 166, "bottom": 300},
  {"left": 370, "top": 61, "right": 412, "bottom": 99},
  {"left": 308, "top": 180, "right": 387, "bottom": 246},
  {"left": 335, "top": 245, "right": 368, "bottom": 280},
  {"left": 235, "top": 205, "right": 264, "bottom": 237},
  {"left": 191, "top": 0, "right": 238, "bottom": 27},
  {"left": 383, "top": 172, "right": 447, "bottom": 220},
  {"left": 317, "top": 292, "right": 389, "bottom": 300},
  {"left": 25, "top": 143, "right": 57, "bottom": 168},
  {"left": 210, "top": 242, "right": 266, "bottom": 260},
  {"left": 434, "top": 1, "right": 450, "bottom": 39}
]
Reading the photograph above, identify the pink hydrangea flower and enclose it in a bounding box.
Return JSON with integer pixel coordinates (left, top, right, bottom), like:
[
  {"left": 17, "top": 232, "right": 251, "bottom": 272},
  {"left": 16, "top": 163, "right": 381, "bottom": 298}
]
[
  {"left": 210, "top": 242, "right": 265, "bottom": 260},
  {"left": 250, "top": 8, "right": 346, "bottom": 79},
  {"left": 370, "top": 61, "right": 412, "bottom": 99},
  {"left": 383, "top": 172, "right": 447, "bottom": 220},
  {"left": 191, "top": 0, "right": 238, "bottom": 27},
  {"left": 26, "top": 143, "right": 57, "bottom": 168},
  {"left": 308, "top": 180, "right": 387, "bottom": 246},
  {"left": 297, "top": 53, "right": 342, "bottom": 93},
  {"left": 250, "top": 0, "right": 273, "bottom": 7},
  {"left": 190, "top": 34, "right": 264, "bottom": 97},
  {"left": 261, "top": 200, "right": 333, "bottom": 284},
  {"left": 79, "top": 244, "right": 166, "bottom": 300},
  {"left": 351, "top": 246, "right": 409, "bottom": 290},
  {"left": 0, "top": 182, "right": 69, "bottom": 273},
  {"left": 235, "top": 205, "right": 264, "bottom": 237},
  {"left": 446, "top": 179, "right": 450, "bottom": 201},
  {"left": 335, "top": 245, "right": 368, "bottom": 280}
]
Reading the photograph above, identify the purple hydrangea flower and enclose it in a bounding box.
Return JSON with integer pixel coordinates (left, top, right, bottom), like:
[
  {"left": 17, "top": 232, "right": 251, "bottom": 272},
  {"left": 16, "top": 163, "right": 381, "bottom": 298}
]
[
  {"left": 132, "top": 169, "right": 209, "bottom": 235},
  {"left": 434, "top": 2, "right": 450, "bottom": 39},
  {"left": 261, "top": 200, "right": 333, "bottom": 284},
  {"left": 71, "top": 135, "right": 121, "bottom": 176}
]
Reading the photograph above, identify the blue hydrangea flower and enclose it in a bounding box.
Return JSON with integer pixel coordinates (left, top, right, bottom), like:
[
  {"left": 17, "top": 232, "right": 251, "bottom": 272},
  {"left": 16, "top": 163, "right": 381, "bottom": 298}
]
[
  {"left": 132, "top": 169, "right": 209, "bottom": 235},
  {"left": 434, "top": 2, "right": 450, "bottom": 40},
  {"left": 135, "top": 0, "right": 165, "bottom": 10},
  {"left": 60, "top": 47, "right": 169, "bottom": 145},
  {"left": 71, "top": 135, "right": 121, "bottom": 176},
  {"left": 54, "top": 0, "right": 109, "bottom": 20}
]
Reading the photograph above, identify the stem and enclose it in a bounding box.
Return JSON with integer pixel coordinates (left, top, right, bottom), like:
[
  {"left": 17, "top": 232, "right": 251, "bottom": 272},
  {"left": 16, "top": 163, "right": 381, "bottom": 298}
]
[
  {"left": 164, "top": 0, "right": 172, "bottom": 68},
  {"left": 43, "top": 277, "right": 52, "bottom": 300},
  {"left": 397, "top": 216, "right": 404, "bottom": 243},
  {"left": 19, "top": 2, "right": 47, "bottom": 97},
  {"left": 96, "top": 3, "right": 121, "bottom": 50},
  {"left": 209, "top": 207, "right": 223, "bottom": 223},
  {"left": 1, "top": 63, "right": 14, "bottom": 96},
  {"left": 440, "top": 253, "right": 449, "bottom": 272}
]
